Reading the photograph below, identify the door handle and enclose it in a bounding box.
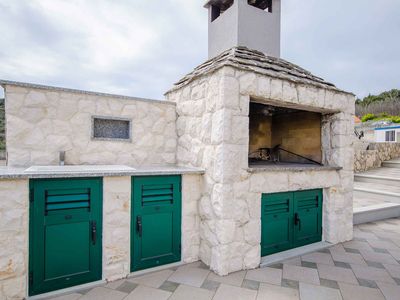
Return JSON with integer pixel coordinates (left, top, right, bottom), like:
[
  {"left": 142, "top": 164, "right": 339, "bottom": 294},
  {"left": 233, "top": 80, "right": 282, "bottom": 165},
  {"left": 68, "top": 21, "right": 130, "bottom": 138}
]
[
  {"left": 136, "top": 216, "right": 142, "bottom": 237},
  {"left": 91, "top": 221, "right": 97, "bottom": 245},
  {"left": 294, "top": 213, "right": 301, "bottom": 231}
]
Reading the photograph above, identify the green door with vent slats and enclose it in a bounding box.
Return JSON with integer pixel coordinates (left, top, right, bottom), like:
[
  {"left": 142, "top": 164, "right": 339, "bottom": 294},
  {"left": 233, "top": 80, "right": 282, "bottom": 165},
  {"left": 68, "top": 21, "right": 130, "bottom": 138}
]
[
  {"left": 29, "top": 178, "right": 102, "bottom": 296},
  {"left": 131, "top": 176, "right": 181, "bottom": 271},
  {"left": 261, "top": 189, "right": 322, "bottom": 256}
]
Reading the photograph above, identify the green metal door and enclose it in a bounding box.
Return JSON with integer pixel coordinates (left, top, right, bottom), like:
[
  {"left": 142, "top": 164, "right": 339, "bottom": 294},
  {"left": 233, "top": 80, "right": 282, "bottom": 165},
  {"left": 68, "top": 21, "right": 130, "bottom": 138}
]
[
  {"left": 261, "top": 189, "right": 322, "bottom": 256},
  {"left": 293, "top": 189, "right": 323, "bottom": 247},
  {"left": 29, "top": 178, "right": 102, "bottom": 296},
  {"left": 131, "top": 176, "right": 181, "bottom": 271},
  {"left": 261, "top": 192, "right": 293, "bottom": 256}
]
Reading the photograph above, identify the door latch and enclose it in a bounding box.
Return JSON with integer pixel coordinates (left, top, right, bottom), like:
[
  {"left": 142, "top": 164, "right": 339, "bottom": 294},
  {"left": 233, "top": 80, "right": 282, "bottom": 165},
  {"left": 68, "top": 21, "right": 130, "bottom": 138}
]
[
  {"left": 91, "top": 221, "right": 97, "bottom": 245},
  {"left": 136, "top": 216, "right": 143, "bottom": 237},
  {"left": 294, "top": 213, "right": 301, "bottom": 231}
]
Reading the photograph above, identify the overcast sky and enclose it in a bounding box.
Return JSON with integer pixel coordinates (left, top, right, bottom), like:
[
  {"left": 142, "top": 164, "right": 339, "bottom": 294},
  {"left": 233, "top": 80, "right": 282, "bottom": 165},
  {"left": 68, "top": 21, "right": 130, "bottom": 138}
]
[{"left": 0, "top": 0, "right": 399, "bottom": 100}]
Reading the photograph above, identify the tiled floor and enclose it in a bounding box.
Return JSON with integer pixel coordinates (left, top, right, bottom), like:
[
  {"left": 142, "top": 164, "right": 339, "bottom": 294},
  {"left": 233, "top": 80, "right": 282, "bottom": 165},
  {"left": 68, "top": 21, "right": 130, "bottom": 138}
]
[{"left": 45, "top": 218, "right": 400, "bottom": 300}]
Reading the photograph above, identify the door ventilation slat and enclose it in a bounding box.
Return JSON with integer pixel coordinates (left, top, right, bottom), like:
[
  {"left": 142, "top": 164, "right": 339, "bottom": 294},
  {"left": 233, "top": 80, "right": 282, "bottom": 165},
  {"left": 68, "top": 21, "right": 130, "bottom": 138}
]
[
  {"left": 264, "top": 199, "right": 290, "bottom": 214},
  {"left": 45, "top": 189, "right": 90, "bottom": 213},
  {"left": 297, "top": 197, "right": 319, "bottom": 209},
  {"left": 142, "top": 184, "right": 174, "bottom": 205}
]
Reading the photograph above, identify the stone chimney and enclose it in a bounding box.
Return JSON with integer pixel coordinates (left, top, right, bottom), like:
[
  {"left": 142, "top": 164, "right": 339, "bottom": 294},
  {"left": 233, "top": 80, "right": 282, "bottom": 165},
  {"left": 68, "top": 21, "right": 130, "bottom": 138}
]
[{"left": 205, "top": 0, "right": 281, "bottom": 59}]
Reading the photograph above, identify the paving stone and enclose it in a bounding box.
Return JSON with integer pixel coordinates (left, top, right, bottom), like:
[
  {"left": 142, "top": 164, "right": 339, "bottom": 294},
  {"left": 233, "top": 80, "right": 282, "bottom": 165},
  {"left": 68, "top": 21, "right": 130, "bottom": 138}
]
[
  {"left": 333, "top": 261, "right": 351, "bottom": 269},
  {"left": 104, "top": 279, "right": 125, "bottom": 290},
  {"left": 207, "top": 270, "right": 246, "bottom": 286},
  {"left": 281, "top": 279, "right": 299, "bottom": 290},
  {"left": 359, "top": 249, "right": 399, "bottom": 265},
  {"left": 317, "top": 264, "right": 358, "bottom": 285},
  {"left": 257, "top": 283, "right": 299, "bottom": 300},
  {"left": 159, "top": 281, "right": 179, "bottom": 293},
  {"left": 357, "top": 278, "right": 378, "bottom": 289},
  {"left": 79, "top": 287, "right": 127, "bottom": 300},
  {"left": 319, "top": 278, "right": 340, "bottom": 290},
  {"left": 299, "top": 282, "right": 342, "bottom": 300},
  {"left": 338, "top": 282, "right": 385, "bottom": 300},
  {"left": 342, "top": 241, "right": 374, "bottom": 252},
  {"left": 366, "top": 260, "right": 385, "bottom": 269},
  {"left": 168, "top": 266, "right": 210, "bottom": 287},
  {"left": 201, "top": 280, "right": 220, "bottom": 291},
  {"left": 301, "top": 261, "right": 317, "bottom": 269},
  {"left": 116, "top": 281, "right": 138, "bottom": 294},
  {"left": 344, "top": 247, "right": 361, "bottom": 254},
  {"left": 330, "top": 250, "right": 367, "bottom": 266},
  {"left": 372, "top": 247, "right": 390, "bottom": 254},
  {"left": 213, "top": 284, "right": 257, "bottom": 300},
  {"left": 47, "top": 293, "right": 82, "bottom": 300},
  {"left": 246, "top": 267, "right": 282, "bottom": 285},
  {"left": 282, "top": 264, "right": 320, "bottom": 285},
  {"left": 317, "top": 248, "right": 331, "bottom": 254},
  {"left": 383, "top": 263, "right": 400, "bottom": 279},
  {"left": 394, "top": 277, "right": 400, "bottom": 285},
  {"left": 281, "top": 257, "right": 302, "bottom": 266},
  {"left": 169, "top": 284, "right": 214, "bottom": 300},
  {"left": 301, "top": 252, "right": 334, "bottom": 265},
  {"left": 377, "top": 281, "right": 400, "bottom": 300},
  {"left": 125, "top": 285, "right": 171, "bottom": 300},
  {"left": 269, "top": 263, "right": 283, "bottom": 269},
  {"left": 351, "top": 264, "right": 396, "bottom": 284},
  {"left": 128, "top": 269, "right": 174, "bottom": 288},
  {"left": 387, "top": 249, "right": 400, "bottom": 260},
  {"left": 368, "top": 239, "right": 400, "bottom": 250},
  {"left": 242, "top": 279, "right": 260, "bottom": 291}
]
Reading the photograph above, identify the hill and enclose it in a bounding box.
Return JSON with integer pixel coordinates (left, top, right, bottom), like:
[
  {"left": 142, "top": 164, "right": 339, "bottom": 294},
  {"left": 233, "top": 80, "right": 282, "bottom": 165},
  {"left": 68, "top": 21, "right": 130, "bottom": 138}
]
[{"left": 356, "top": 89, "right": 400, "bottom": 122}]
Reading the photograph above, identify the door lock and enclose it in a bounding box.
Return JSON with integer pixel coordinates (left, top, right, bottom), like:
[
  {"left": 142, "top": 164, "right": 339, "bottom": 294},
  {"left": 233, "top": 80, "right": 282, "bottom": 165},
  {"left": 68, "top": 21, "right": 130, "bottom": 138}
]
[
  {"left": 91, "top": 221, "right": 97, "bottom": 245},
  {"left": 294, "top": 213, "right": 301, "bottom": 231},
  {"left": 136, "top": 216, "right": 143, "bottom": 237}
]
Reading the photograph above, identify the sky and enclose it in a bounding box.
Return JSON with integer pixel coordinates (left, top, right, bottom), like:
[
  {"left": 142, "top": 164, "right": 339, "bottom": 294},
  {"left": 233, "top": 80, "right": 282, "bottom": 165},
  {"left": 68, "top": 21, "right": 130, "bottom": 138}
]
[{"left": 0, "top": 0, "right": 399, "bottom": 100}]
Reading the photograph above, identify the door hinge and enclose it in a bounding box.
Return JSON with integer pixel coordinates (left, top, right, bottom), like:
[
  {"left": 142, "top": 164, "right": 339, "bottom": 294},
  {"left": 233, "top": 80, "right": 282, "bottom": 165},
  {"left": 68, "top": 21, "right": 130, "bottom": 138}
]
[{"left": 29, "top": 272, "right": 33, "bottom": 285}]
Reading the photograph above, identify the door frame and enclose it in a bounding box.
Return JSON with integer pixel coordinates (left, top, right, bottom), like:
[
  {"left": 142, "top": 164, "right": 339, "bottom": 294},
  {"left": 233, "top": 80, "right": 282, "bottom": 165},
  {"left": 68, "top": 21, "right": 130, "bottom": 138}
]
[{"left": 29, "top": 177, "right": 103, "bottom": 296}]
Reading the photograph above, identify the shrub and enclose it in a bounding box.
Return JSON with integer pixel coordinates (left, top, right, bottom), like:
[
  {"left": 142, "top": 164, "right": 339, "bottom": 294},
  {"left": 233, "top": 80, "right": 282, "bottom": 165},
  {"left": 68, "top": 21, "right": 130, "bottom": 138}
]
[{"left": 361, "top": 113, "right": 376, "bottom": 122}]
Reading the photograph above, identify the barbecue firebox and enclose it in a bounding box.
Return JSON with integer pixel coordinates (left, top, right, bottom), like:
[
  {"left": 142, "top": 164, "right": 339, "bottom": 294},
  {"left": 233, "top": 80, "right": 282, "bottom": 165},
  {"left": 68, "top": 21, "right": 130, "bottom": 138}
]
[{"left": 249, "top": 101, "right": 323, "bottom": 166}]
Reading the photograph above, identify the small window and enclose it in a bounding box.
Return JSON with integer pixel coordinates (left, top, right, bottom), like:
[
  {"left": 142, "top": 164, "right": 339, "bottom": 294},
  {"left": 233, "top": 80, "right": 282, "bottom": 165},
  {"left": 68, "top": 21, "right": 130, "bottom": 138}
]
[
  {"left": 385, "top": 130, "right": 395, "bottom": 142},
  {"left": 92, "top": 116, "right": 131, "bottom": 141},
  {"left": 248, "top": 0, "right": 273, "bottom": 12}
]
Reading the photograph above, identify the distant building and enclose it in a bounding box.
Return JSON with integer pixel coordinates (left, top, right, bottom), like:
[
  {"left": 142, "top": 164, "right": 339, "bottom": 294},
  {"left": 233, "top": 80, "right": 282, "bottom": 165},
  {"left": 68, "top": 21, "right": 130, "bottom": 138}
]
[{"left": 375, "top": 125, "right": 400, "bottom": 142}]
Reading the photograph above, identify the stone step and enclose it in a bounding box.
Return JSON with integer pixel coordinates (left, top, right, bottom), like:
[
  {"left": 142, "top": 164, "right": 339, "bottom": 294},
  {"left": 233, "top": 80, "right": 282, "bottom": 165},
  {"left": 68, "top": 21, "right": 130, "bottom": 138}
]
[
  {"left": 353, "top": 188, "right": 400, "bottom": 204},
  {"left": 354, "top": 173, "right": 400, "bottom": 186},
  {"left": 353, "top": 203, "right": 400, "bottom": 225},
  {"left": 382, "top": 160, "right": 400, "bottom": 169}
]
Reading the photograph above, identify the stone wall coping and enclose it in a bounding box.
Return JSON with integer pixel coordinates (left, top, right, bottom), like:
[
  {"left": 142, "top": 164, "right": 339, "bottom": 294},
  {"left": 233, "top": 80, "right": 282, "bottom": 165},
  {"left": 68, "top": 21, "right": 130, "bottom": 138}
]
[
  {"left": 0, "top": 79, "right": 176, "bottom": 106},
  {"left": 0, "top": 165, "right": 205, "bottom": 179},
  {"left": 248, "top": 165, "right": 342, "bottom": 173}
]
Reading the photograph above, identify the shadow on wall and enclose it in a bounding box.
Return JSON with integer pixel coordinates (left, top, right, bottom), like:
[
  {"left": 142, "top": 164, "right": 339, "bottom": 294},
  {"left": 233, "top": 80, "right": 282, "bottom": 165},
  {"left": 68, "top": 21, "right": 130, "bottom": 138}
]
[{"left": 0, "top": 96, "right": 5, "bottom": 159}]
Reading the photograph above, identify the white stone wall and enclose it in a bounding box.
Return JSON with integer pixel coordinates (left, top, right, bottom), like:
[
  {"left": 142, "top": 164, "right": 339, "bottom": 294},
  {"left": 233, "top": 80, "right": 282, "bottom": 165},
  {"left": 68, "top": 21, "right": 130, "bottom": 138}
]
[
  {"left": 103, "top": 176, "right": 131, "bottom": 281},
  {"left": 4, "top": 86, "right": 177, "bottom": 167},
  {"left": 0, "top": 179, "right": 29, "bottom": 300},
  {"left": 167, "top": 66, "right": 355, "bottom": 275}
]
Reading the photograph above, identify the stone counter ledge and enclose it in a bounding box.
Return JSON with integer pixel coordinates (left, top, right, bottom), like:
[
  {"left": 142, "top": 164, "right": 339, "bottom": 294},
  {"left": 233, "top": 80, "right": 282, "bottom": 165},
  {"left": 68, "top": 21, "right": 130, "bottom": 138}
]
[
  {"left": 248, "top": 165, "right": 342, "bottom": 173},
  {"left": 0, "top": 165, "right": 205, "bottom": 179}
]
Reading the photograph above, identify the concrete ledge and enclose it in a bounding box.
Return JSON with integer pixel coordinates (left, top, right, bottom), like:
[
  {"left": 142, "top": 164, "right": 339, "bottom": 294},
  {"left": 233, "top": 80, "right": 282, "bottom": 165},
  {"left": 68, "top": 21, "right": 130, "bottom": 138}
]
[
  {"left": 260, "top": 242, "right": 333, "bottom": 267},
  {"left": 353, "top": 203, "right": 400, "bottom": 225}
]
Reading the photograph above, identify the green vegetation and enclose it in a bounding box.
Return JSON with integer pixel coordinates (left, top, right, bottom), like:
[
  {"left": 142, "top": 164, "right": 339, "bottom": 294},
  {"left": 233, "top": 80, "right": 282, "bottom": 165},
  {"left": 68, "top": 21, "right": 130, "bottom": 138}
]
[{"left": 356, "top": 89, "right": 400, "bottom": 123}]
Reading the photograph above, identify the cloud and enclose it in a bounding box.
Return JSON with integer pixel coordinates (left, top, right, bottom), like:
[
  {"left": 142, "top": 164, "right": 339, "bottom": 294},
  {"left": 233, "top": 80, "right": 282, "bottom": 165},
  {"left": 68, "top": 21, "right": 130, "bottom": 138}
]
[{"left": 0, "top": 0, "right": 398, "bottom": 100}]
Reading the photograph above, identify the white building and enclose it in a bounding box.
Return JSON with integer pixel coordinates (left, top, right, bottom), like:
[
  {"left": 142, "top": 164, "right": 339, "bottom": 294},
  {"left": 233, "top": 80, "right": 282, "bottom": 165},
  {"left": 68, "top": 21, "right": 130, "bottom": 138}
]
[{"left": 375, "top": 126, "right": 400, "bottom": 143}]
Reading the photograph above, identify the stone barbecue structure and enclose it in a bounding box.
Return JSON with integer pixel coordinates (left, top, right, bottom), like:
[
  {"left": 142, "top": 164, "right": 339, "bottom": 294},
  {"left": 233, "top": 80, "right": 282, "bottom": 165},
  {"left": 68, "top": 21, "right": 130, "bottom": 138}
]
[{"left": 0, "top": 0, "right": 355, "bottom": 298}]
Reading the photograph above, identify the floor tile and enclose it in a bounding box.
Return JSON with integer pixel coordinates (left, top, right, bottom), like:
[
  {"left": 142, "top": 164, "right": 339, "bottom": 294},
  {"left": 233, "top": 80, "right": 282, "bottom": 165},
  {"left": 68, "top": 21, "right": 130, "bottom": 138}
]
[
  {"left": 342, "top": 241, "right": 374, "bottom": 252},
  {"left": 330, "top": 250, "right": 367, "bottom": 266},
  {"left": 128, "top": 269, "right": 174, "bottom": 288},
  {"left": 281, "top": 279, "right": 299, "bottom": 290},
  {"left": 207, "top": 270, "right": 246, "bottom": 286},
  {"left": 169, "top": 284, "right": 214, "bottom": 300},
  {"left": 168, "top": 265, "right": 210, "bottom": 287},
  {"left": 359, "top": 249, "right": 399, "bottom": 265},
  {"left": 317, "top": 264, "right": 358, "bottom": 285},
  {"left": 282, "top": 257, "right": 302, "bottom": 266},
  {"left": 269, "top": 263, "right": 284, "bottom": 270},
  {"left": 376, "top": 281, "right": 400, "bottom": 300},
  {"left": 320, "top": 279, "right": 340, "bottom": 290},
  {"left": 257, "top": 283, "right": 299, "bottom": 300},
  {"left": 242, "top": 279, "right": 260, "bottom": 291},
  {"left": 299, "top": 282, "right": 342, "bottom": 300},
  {"left": 201, "top": 280, "right": 220, "bottom": 291},
  {"left": 344, "top": 247, "right": 361, "bottom": 254},
  {"left": 366, "top": 261, "right": 385, "bottom": 269},
  {"left": 104, "top": 279, "right": 125, "bottom": 290},
  {"left": 301, "top": 261, "right": 317, "bottom": 269},
  {"left": 372, "top": 247, "right": 390, "bottom": 254},
  {"left": 116, "top": 281, "right": 138, "bottom": 294},
  {"left": 351, "top": 264, "right": 396, "bottom": 284},
  {"left": 246, "top": 267, "right": 282, "bottom": 285},
  {"left": 357, "top": 278, "right": 378, "bottom": 289},
  {"left": 125, "top": 285, "right": 171, "bottom": 300},
  {"left": 159, "top": 281, "right": 179, "bottom": 293},
  {"left": 302, "top": 252, "right": 334, "bottom": 265},
  {"left": 213, "top": 284, "right": 257, "bottom": 300},
  {"left": 333, "top": 261, "right": 351, "bottom": 269},
  {"left": 47, "top": 293, "right": 82, "bottom": 300},
  {"left": 383, "top": 263, "right": 400, "bottom": 279},
  {"left": 367, "top": 239, "right": 400, "bottom": 251},
  {"left": 79, "top": 287, "right": 127, "bottom": 300},
  {"left": 338, "top": 282, "right": 385, "bottom": 300},
  {"left": 387, "top": 249, "right": 400, "bottom": 260},
  {"left": 282, "top": 264, "right": 320, "bottom": 285}
]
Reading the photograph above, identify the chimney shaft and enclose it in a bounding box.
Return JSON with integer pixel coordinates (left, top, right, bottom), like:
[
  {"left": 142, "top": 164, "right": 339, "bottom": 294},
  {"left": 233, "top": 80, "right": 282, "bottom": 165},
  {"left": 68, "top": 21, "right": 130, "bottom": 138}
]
[{"left": 205, "top": 0, "right": 281, "bottom": 59}]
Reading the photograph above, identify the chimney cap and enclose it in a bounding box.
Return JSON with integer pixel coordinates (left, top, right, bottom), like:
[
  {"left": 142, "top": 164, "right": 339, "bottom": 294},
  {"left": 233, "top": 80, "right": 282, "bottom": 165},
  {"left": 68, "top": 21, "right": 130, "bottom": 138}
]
[{"left": 204, "top": 0, "right": 233, "bottom": 9}]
